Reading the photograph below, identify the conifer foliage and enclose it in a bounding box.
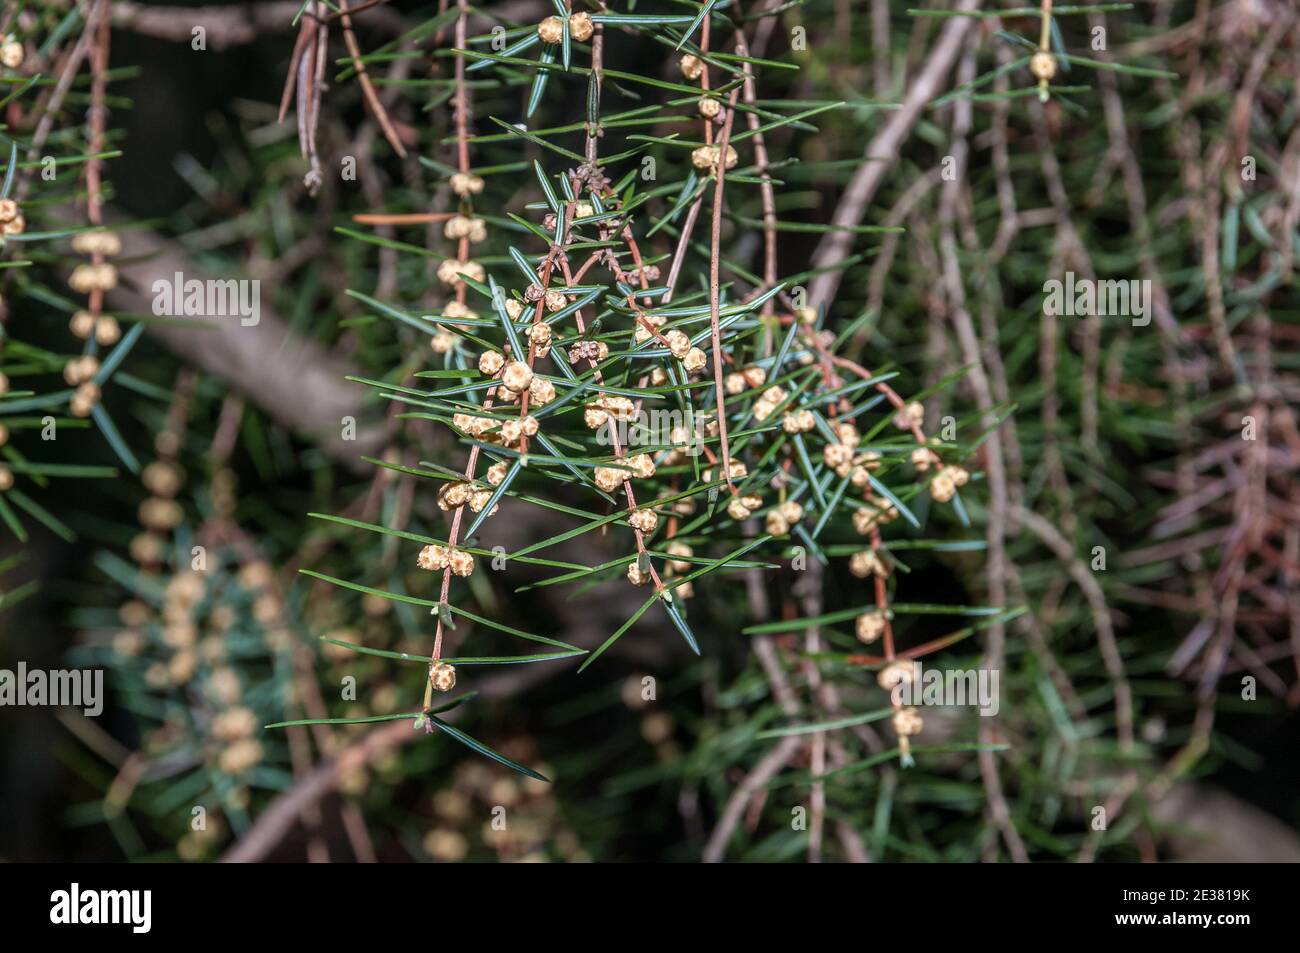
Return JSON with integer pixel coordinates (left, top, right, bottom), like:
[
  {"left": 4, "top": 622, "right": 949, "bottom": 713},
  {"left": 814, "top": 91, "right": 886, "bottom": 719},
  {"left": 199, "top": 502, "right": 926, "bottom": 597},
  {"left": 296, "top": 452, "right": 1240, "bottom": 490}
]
[{"left": 1, "top": 0, "right": 1295, "bottom": 865}]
